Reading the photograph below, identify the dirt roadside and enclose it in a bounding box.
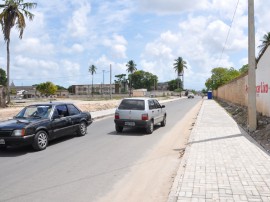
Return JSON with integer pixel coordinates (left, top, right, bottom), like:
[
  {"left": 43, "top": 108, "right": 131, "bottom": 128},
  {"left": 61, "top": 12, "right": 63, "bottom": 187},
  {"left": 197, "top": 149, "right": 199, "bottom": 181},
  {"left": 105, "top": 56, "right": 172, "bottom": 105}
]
[
  {"left": 0, "top": 99, "right": 121, "bottom": 121},
  {"left": 217, "top": 99, "right": 270, "bottom": 153},
  {"left": 96, "top": 100, "right": 203, "bottom": 202},
  {"left": 0, "top": 97, "right": 175, "bottom": 121}
]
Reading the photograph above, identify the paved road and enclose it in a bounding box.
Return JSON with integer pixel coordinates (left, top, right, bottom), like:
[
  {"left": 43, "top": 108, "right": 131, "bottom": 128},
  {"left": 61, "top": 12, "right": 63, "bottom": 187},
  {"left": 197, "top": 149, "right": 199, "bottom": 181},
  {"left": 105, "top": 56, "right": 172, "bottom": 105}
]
[{"left": 0, "top": 97, "right": 201, "bottom": 202}]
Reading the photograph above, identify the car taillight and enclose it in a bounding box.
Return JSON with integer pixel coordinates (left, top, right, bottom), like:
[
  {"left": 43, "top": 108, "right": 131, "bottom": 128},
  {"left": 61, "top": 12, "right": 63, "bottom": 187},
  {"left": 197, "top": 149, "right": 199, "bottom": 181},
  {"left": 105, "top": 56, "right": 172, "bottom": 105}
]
[
  {"left": 115, "top": 112, "right": 120, "bottom": 119},
  {"left": 142, "top": 114, "right": 148, "bottom": 120}
]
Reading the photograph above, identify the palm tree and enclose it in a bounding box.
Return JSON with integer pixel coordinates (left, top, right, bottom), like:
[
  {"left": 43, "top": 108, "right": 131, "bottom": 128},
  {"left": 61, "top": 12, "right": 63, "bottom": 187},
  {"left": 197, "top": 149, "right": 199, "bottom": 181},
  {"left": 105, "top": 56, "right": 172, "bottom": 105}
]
[
  {"left": 257, "top": 32, "right": 270, "bottom": 62},
  {"left": 88, "top": 65, "right": 97, "bottom": 97},
  {"left": 126, "top": 60, "right": 137, "bottom": 97},
  {"left": 0, "top": 0, "right": 37, "bottom": 103},
  {"left": 173, "top": 57, "right": 187, "bottom": 89}
]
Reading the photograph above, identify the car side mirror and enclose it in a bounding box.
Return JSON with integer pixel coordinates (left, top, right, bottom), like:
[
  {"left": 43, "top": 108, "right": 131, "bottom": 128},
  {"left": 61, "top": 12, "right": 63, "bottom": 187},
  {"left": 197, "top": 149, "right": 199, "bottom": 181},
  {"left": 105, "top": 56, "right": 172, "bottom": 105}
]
[
  {"left": 52, "top": 115, "right": 60, "bottom": 120},
  {"left": 161, "top": 105, "right": 165, "bottom": 108}
]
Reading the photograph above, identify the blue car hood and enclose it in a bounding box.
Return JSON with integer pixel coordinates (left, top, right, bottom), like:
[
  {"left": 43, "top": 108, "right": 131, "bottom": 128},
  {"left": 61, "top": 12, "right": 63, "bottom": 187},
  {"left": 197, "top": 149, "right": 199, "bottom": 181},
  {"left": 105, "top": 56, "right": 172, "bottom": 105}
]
[{"left": 0, "top": 119, "right": 32, "bottom": 130}]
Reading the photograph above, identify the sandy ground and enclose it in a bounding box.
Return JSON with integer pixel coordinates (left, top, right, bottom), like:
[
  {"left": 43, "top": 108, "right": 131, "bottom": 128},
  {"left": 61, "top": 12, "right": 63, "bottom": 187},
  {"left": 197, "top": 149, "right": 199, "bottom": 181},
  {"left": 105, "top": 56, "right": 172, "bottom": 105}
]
[{"left": 0, "top": 99, "right": 121, "bottom": 121}]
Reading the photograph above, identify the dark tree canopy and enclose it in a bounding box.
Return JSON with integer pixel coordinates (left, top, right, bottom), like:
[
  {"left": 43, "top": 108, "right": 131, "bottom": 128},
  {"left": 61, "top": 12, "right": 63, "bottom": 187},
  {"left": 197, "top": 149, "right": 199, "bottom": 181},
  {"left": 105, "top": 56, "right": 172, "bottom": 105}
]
[
  {"left": 130, "top": 70, "right": 158, "bottom": 91},
  {"left": 0, "top": 68, "right": 7, "bottom": 86},
  {"left": 36, "top": 81, "right": 58, "bottom": 96},
  {"left": 205, "top": 67, "right": 240, "bottom": 90}
]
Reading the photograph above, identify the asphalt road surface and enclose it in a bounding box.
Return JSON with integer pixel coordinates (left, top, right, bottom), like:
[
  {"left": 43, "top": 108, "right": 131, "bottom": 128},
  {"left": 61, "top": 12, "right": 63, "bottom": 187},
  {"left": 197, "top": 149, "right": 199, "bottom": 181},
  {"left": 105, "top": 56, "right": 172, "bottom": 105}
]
[{"left": 0, "top": 97, "right": 202, "bottom": 202}]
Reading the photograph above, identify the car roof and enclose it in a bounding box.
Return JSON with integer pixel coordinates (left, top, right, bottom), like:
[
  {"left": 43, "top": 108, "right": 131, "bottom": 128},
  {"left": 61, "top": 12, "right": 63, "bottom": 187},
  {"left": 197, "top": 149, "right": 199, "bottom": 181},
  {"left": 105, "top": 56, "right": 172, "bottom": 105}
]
[
  {"left": 27, "top": 102, "right": 74, "bottom": 107},
  {"left": 122, "top": 97, "right": 154, "bottom": 101}
]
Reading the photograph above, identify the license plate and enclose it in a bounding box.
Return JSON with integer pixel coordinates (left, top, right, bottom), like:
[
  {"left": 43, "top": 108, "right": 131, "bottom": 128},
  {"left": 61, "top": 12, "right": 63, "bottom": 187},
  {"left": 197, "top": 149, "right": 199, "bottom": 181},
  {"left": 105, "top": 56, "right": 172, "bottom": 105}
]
[
  {"left": 125, "top": 122, "right": 135, "bottom": 126},
  {"left": 0, "top": 139, "right": 5, "bottom": 145}
]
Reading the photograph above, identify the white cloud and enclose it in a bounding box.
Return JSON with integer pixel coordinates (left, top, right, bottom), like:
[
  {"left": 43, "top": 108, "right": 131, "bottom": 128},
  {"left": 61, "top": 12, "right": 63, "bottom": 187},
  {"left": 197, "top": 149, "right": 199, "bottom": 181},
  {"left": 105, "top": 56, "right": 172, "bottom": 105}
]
[
  {"left": 67, "top": 1, "right": 91, "bottom": 37},
  {"left": 138, "top": 0, "right": 210, "bottom": 14},
  {"left": 63, "top": 44, "right": 84, "bottom": 54},
  {"left": 103, "top": 34, "right": 128, "bottom": 59},
  {"left": 9, "top": 55, "right": 82, "bottom": 86},
  {"left": 14, "top": 38, "right": 55, "bottom": 56}
]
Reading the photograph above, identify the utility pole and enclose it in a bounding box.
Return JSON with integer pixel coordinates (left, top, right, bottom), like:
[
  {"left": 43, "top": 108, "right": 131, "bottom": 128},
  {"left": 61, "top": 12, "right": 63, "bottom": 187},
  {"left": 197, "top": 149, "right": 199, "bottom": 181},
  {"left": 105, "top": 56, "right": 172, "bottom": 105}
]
[
  {"left": 102, "top": 70, "right": 105, "bottom": 95},
  {"left": 110, "top": 64, "right": 112, "bottom": 99},
  {"left": 248, "top": 0, "right": 257, "bottom": 132}
]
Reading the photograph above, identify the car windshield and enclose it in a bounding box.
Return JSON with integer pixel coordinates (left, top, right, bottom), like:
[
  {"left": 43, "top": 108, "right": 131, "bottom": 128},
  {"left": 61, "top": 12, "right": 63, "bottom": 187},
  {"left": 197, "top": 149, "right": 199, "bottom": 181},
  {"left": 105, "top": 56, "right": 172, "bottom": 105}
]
[
  {"left": 16, "top": 105, "right": 52, "bottom": 119},
  {"left": 118, "top": 99, "right": 145, "bottom": 110}
]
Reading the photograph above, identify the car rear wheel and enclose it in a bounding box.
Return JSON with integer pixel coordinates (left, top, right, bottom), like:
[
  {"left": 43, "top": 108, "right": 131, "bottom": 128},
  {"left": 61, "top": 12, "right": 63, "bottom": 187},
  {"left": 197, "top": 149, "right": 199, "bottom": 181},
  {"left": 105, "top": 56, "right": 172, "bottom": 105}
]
[
  {"left": 115, "top": 125, "right": 123, "bottom": 132},
  {"left": 161, "top": 115, "right": 166, "bottom": 127},
  {"left": 78, "top": 122, "right": 87, "bottom": 136},
  {"left": 32, "top": 130, "right": 48, "bottom": 151},
  {"left": 146, "top": 121, "right": 154, "bottom": 134}
]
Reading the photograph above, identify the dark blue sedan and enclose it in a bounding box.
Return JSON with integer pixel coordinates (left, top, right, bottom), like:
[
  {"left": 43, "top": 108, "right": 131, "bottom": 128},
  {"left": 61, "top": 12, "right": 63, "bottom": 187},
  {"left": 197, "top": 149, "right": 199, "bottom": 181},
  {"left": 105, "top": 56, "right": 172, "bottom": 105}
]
[{"left": 0, "top": 102, "right": 92, "bottom": 151}]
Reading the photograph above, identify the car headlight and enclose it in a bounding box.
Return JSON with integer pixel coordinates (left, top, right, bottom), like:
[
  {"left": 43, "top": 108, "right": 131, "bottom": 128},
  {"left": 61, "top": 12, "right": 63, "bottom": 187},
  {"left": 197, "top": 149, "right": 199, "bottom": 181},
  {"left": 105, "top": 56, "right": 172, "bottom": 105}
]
[{"left": 12, "top": 129, "right": 25, "bottom": 137}]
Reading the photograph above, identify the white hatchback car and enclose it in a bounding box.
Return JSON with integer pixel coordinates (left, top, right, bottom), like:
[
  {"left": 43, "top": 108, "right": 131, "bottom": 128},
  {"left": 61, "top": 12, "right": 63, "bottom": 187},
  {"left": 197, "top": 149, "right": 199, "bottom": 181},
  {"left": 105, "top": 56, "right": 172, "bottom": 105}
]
[{"left": 114, "top": 98, "right": 167, "bottom": 134}]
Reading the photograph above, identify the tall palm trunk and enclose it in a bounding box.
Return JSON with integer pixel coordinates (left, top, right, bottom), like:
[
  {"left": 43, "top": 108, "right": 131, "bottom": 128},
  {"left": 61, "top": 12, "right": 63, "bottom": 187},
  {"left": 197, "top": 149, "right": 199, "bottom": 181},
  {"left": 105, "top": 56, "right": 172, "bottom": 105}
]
[
  {"left": 91, "top": 75, "right": 94, "bottom": 97},
  {"left": 129, "top": 76, "right": 132, "bottom": 97},
  {"left": 182, "top": 73, "right": 184, "bottom": 89},
  {"left": 6, "top": 39, "right": 10, "bottom": 104}
]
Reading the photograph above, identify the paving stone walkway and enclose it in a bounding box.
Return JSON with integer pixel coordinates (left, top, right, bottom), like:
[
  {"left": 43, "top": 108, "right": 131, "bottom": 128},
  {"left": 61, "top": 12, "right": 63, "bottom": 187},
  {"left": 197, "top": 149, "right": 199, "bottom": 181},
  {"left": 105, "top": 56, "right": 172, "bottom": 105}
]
[{"left": 168, "top": 100, "right": 270, "bottom": 202}]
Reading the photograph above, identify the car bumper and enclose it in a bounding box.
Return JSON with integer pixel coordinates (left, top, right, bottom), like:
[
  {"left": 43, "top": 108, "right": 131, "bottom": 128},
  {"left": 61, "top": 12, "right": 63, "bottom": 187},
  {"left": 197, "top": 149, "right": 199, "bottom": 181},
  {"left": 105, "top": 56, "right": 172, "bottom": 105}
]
[
  {"left": 87, "top": 119, "right": 93, "bottom": 126},
  {"left": 0, "top": 134, "right": 35, "bottom": 146},
  {"left": 114, "top": 119, "right": 150, "bottom": 128}
]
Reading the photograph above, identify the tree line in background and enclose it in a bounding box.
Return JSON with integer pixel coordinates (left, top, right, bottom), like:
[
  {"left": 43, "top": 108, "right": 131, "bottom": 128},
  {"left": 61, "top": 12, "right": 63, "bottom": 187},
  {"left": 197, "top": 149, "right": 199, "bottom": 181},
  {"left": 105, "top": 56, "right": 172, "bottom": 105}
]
[{"left": 88, "top": 57, "right": 188, "bottom": 96}]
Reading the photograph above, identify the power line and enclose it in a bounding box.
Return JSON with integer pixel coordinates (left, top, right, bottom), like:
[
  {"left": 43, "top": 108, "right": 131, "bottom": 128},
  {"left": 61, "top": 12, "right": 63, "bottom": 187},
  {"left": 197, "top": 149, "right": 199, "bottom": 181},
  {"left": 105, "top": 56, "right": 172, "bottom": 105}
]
[{"left": 217, "top": 0, "right": 240, "bottom": 67}]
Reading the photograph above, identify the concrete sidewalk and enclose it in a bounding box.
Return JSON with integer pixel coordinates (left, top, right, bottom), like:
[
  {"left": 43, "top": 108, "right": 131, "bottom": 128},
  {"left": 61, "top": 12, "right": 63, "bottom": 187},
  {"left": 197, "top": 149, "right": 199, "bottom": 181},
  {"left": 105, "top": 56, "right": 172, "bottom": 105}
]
[{"left": 168, "top": 99, "right": 270, "bottom": 202}]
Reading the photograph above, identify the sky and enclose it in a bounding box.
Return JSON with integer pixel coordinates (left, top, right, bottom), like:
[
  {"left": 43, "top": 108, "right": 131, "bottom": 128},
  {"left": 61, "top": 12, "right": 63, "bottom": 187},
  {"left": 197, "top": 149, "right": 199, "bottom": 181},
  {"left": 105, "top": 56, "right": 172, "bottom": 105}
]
[{"left": 0, "top": 0, "right": 270, "bottom": 91}]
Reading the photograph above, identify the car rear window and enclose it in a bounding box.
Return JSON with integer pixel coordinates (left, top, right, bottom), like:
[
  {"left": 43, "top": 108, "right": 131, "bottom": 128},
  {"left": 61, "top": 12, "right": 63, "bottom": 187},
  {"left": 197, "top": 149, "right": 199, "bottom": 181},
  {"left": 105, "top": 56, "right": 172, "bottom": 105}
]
[{"left": 118, "top": 99, "right": 145, "bottom": 110}]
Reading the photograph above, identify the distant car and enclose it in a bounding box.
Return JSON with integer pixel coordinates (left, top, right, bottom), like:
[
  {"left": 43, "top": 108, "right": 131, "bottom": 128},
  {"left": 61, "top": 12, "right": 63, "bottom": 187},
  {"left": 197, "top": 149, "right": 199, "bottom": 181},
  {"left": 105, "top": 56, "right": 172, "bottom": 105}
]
[
  {"left": 114, "top": 98, "right": 166, "bottom": 134},
  {"left": 0, "top": 102, "right": 92, "bottom": 151},
  {"left": 188, "top": 93, "right": 195, "bottom": 98}
]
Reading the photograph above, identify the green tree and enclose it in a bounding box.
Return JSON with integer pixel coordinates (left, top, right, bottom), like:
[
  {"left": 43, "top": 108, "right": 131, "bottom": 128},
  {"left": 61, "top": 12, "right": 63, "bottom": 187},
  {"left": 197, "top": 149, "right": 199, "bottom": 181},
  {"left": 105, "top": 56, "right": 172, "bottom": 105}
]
[
  {"left": 201, "top": 88, "right": 207, "bottom": 94},
  {"left": 239, "top": 64, "right": 248, "bottom": 74},
  {"left": 115, "top": 74, "right": 127, "bottom": 93},
  {"left": 168, "top": 79, "right": 181, "bottom": 91},
  {"left": 0, "top": 68, "right": 7, "bottom": 86},
  {"left": 67, "top": 85, "right": 73, "bottom": 94},
  {"left": 36, "top": 82, "right": 58, "bottom": 96},
  {"left": 0, "top": 0, "right": 37, "bottom": 103},
  {"left": 126, "top": 60, "right": 137, "bottom": 96},
  {"left": 173, "top": 57, "right": 187, "bottom": 89},
  {"left": 56, "top": 85, "right": 66, "bottom": 90},
  {"left": 88, "top": 65, "right": 97, "bottom": 97},
  {"left": 258, "top": 32, "right": 270, "bottom": 59},
  {"left": 131, "top": 70, "right": 158, "bottom": 91},
  {"left": 205, "top": 67, "right": 240, "bottom": 90}
]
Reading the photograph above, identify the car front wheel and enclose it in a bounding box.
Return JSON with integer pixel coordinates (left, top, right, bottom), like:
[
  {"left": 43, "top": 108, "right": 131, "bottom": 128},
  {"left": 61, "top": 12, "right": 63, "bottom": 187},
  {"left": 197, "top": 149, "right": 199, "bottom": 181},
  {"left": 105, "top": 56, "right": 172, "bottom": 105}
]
[
  {"left": 78, "top": 122, "right": 87, "bottom": 136},
  {"left": 161, "top": 116, "right": 166, "bottom": 127},
  {"left": 32, "top": 130, "right": 48, "bottom": 151}
]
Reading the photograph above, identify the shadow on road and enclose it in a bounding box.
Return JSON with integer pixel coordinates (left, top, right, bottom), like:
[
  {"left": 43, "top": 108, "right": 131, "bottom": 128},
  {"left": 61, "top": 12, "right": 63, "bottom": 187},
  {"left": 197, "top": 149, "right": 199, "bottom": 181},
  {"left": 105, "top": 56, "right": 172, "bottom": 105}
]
[
  {"left": 0, "top": 134, "right": 78, "bottom": 157},
  {"left": 107, "top": 126, "right": 161, "bottom": 136}
]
